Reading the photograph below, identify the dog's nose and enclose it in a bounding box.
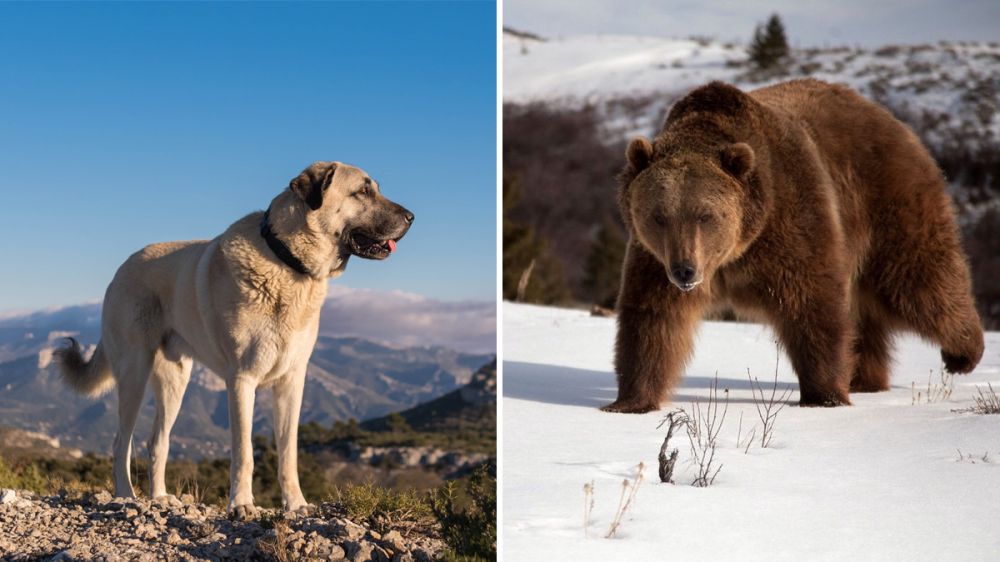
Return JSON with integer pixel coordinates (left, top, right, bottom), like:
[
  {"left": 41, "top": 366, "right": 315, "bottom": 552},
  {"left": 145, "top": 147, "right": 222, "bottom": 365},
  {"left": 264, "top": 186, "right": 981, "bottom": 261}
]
[
  {"left": 403, "top": 211, "right": 414, "bottom": 224},
  {"left": 671, "top": 262, "right": 697, "bottom": 284}
]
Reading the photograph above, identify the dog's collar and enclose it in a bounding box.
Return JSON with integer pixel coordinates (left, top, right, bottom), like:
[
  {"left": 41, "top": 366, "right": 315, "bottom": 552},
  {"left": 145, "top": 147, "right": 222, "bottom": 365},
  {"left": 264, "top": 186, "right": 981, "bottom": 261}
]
[{"left": 259, "top": 208, "right": 311, "bottom": 276}]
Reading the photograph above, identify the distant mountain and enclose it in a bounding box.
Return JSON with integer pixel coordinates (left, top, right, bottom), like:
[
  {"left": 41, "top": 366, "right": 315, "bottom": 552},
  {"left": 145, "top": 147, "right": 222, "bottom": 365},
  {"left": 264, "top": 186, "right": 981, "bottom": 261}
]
[
  {"left": 0, "top": 303, "right": 493, "bottom": 459},
  {"left": 364, "top": 360, "right": 496, "bottom": 434}
]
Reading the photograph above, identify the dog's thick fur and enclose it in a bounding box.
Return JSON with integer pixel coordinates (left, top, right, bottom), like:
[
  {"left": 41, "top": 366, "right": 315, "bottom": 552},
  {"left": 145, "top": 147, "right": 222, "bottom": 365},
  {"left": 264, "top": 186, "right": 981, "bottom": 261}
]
[
  {"left": 54, "top": 162, "right": 412, "bottom": 517},
  {"left": 605, "top": 79, "right": 984, "bottom": 413}
]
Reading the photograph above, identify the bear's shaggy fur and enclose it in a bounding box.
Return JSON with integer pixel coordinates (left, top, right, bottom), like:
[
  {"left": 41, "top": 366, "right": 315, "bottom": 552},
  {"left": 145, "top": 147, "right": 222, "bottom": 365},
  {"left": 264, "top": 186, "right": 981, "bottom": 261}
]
[{"left": 604, "top": 79, "right": 984, "bottom": 412}]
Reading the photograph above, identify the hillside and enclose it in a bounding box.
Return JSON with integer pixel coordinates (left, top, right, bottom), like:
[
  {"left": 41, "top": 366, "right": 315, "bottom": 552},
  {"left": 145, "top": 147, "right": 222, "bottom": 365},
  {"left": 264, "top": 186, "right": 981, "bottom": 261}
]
[
  {"left": 364, "top": 360, "right": 497, "bottom": 434},
  {"left": 0, "top": 303, "right": 492, "bottom": 459},
  {"left": 502, "top": 302, "right": 1000, "bottom": 560}
]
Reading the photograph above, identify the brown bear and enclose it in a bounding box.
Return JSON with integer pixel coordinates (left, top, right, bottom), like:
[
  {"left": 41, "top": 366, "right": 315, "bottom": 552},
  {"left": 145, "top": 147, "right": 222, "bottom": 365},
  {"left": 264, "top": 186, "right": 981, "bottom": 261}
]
[{"left": 603, "top": 79, "right": 984, "bottom": 413}]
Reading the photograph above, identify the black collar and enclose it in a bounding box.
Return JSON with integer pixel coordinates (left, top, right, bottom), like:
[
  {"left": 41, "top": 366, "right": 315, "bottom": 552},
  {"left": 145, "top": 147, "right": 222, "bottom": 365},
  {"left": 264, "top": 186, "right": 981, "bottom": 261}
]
[{"left": 259, "top": 208, "right": 311, "bottom": 276}]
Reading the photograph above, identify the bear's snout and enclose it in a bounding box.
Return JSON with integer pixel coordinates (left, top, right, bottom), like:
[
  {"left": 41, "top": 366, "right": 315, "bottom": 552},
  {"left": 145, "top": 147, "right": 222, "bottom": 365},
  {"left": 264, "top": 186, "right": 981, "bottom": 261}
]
[{"left": 669, "top": 261, "right": 701, "bottom": 291}]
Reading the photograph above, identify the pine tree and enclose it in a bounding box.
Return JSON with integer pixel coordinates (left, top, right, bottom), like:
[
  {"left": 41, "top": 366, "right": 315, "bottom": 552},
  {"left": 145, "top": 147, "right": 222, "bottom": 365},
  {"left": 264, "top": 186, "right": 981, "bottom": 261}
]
[
  {"left": 582, "top": 219, "right": 626, "bottom": 308},
  {"left": 748, "top": 13, "right": 789, "bottom": 69},
  {"left": 502, "top": 174, "right": 571, "bottom": 304}
]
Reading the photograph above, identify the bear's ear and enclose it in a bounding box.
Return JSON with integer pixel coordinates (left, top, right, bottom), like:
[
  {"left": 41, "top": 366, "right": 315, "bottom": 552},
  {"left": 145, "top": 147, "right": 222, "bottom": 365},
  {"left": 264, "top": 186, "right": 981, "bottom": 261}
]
[
  {"left": 719, "top": 143, "right": 755, "bottom": 181},
  {"left": 289, "top": 161, "right": 338, "bottom": 211},
  {"left": 626, "top": 137, "right": 654, "bottom": 174}
]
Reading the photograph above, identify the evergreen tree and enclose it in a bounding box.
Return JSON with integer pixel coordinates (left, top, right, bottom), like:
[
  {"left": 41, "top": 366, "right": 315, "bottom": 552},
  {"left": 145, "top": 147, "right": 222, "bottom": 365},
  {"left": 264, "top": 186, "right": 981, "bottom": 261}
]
[
  {"left": 582, "top": 218, "right": 626, "bottom": 308},
  {"left": 748, "top": 13, "right": 789, "bottom": 69},
  {"left": 502, "top": 173, "right": 571, "bottom": 304}
]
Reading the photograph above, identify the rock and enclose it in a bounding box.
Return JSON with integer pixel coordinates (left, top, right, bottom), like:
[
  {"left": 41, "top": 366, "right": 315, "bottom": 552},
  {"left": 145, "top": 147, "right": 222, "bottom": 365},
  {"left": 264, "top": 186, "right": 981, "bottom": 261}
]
[
  {"left": 331, "top": 517, "right": 367, "bottom": 541},
  {"left": 381, "top": 530, "right": 407, "bottom": 552},
  {"left": 326, "top": 544, "right": 347, "bottom": 561},
  {"left": 346, "top": 540, "right": 375, "bottom": 562},
  {"left": 0, "top": 488, "right": 16, "bottom": 504},
  {"left": 0, "top": 490, "right": 445, "bottom": 561}
]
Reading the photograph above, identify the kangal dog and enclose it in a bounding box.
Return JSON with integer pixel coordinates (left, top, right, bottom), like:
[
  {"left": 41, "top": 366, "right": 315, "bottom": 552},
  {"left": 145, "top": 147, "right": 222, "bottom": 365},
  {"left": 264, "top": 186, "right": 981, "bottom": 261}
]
[{"left": 55, "top": 161, "right": 413, "bottom": 518}]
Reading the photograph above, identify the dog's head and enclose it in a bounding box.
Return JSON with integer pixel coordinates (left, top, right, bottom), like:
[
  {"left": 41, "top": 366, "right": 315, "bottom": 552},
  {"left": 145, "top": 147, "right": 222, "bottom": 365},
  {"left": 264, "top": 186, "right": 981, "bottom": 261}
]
[{"left": 289, "top": 161, "right": 414, "bottom": 261}]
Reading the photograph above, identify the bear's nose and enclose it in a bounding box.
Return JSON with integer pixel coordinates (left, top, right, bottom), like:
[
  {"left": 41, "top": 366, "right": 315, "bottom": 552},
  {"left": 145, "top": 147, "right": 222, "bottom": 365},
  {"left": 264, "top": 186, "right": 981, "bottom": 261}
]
[{"left": 671, "top": 262, "right": 697, "bottom": 284}]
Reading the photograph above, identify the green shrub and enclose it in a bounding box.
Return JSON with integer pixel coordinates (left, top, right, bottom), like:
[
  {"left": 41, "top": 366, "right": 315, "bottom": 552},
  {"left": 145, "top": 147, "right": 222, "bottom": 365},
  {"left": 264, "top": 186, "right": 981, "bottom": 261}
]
[
  {"left": 430, "top": 465, "right": 496, "bottom": 561},
  {"left": 334, "top": 481, "right": 434, "bottom": 533}
]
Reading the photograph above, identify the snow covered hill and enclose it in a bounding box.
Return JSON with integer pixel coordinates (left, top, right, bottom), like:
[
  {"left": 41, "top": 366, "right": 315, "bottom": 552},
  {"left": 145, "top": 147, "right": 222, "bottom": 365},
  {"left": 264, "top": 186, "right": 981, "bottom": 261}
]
[
  {"left": 504, "top": 30, "right": 1000, "bottom": 171},
  {"left": 502, "top": 302, "right": 1000, "bottom": 560}
]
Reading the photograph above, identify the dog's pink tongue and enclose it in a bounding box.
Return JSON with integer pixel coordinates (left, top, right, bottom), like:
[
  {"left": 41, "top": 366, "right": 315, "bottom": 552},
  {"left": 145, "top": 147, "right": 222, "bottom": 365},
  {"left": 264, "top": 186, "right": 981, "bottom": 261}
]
[{"left": 387, "top": 239, "right": 397, "bottom": 253}]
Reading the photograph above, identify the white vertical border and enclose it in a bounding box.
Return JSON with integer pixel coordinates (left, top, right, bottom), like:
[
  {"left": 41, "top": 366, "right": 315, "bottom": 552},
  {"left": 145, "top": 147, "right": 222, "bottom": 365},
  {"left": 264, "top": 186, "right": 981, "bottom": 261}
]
[{"left": 494, "top": 0, "right": 504, "bottom": 560}]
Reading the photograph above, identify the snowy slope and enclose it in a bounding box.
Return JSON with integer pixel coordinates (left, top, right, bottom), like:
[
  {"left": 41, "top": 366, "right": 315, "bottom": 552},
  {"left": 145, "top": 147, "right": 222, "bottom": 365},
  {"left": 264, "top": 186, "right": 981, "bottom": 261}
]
[
  {"left": 502, "top": 302, "right": 1000, "bottom": 561},
  {"left": 504, "top": 34, "right": 744, "bottom": 104},
  {"left": 504, "top": 31, "right": 1000, "bottom": 153}
]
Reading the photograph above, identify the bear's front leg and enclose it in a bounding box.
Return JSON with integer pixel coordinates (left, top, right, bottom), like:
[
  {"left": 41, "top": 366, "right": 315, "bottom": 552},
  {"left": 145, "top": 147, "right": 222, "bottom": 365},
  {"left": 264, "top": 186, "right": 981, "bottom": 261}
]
[
  {"left": 770, "top": 279, "right": 853, "bottom": 407},
  {"left": 602, "top": 242, "right": 708, "bottom": 414}
]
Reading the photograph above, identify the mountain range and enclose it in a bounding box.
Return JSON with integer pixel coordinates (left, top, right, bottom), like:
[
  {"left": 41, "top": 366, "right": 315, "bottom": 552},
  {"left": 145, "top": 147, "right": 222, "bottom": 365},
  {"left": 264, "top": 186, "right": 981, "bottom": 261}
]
[{"left": 0, "top": 302, "right": 493, "bottom": 459}]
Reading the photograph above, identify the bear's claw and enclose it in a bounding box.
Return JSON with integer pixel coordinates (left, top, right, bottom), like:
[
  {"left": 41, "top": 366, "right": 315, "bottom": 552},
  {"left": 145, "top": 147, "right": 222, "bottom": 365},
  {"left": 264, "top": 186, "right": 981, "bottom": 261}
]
[{"left": 600, "top": 400, "right": 660, "bottom": 414}]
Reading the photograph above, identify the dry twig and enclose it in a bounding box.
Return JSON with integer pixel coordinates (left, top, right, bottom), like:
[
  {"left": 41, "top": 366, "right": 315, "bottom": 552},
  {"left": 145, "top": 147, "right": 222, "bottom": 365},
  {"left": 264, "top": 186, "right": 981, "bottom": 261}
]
[{"left": 748, "top": 349, "right": 792, "bottom": 448}]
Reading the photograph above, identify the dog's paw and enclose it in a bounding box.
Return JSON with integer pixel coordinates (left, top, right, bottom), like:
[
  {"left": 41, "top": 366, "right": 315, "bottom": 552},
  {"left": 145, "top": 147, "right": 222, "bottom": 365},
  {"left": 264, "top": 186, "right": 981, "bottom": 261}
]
[
  {"left": 286, "top": 503, "right": 316, "bottom": 518},
  {"left": 599, "top": 400, "right": 659, "bottom": 414},
  {"left": 229, "top": 503, "right": 259, "bottom": 521}
]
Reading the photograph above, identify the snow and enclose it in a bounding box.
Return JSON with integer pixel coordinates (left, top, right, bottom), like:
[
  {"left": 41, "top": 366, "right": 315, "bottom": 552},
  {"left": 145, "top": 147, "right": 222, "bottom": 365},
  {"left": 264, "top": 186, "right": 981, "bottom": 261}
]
[
  {"left": 504, "top": 34, "right": 743, "bottom": 105},
  {"left": 502, "top": 302, "right": 1000, "bottom": 561},
  {"left": 504, "top": 31, "right": 1000, "bottom": 150}
]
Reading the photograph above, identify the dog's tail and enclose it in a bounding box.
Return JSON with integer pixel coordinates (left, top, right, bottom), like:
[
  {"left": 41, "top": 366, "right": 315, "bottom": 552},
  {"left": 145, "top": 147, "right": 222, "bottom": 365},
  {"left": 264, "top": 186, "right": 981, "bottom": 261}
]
[{"left": 53, "top": 338, "right": 114, "bottom": 397}]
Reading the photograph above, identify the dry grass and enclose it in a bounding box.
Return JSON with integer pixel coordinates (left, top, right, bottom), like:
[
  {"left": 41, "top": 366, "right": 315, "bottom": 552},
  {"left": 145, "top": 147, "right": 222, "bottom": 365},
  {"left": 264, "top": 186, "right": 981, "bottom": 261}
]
[
  {"left": 582, "top": 481, "right": 595, "bottom": 537},
  {"left": 912, "top": 369, "right": 954, "bottom": 405},
  {"left": 604, "top": 462, "right": 645, "bottom": 539},
  {"left": 972, "top": 383, "right": 1000, "bottom": 414},
  {"left": 256, "top": 514, "right": 294, "bottom": 562}
]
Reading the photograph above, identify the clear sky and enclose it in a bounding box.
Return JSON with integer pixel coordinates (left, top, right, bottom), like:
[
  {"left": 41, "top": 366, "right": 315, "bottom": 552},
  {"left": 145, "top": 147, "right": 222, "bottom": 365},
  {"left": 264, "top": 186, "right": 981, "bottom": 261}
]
[
  {"left": 0, "top": 1, "right": 497, "bottom": 312},
  {"left": 505, "top": 0, "right": 1000, "bottom": 47}
]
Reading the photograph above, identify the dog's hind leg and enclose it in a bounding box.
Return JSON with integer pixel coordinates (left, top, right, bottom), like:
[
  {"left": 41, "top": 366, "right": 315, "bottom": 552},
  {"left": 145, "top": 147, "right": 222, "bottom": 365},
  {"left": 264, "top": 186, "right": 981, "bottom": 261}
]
[
  {"left": 111, "top": 352, "right": 153, "bottom": 499},
  {"left": 273, "top": 371, "right": 308, "bottom": 512},
  {"left": 147, "top": 346, "right": 192, "bottom": 499}
]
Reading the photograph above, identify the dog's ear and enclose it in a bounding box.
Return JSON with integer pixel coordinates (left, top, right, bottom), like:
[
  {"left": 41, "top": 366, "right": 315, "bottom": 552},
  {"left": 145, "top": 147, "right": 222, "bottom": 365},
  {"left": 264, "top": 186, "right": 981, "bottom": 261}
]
[
  {"left": 719, "top": 143, "right": 755, "bottom": 181},
  {"left": 290, "top": 162, "right": 338, "bottom": 211}
]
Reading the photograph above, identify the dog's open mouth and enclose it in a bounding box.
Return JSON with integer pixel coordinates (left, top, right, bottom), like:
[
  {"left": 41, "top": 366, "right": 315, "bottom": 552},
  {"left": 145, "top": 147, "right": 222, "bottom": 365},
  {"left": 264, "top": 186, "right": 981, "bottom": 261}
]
[{"left": 349, "top": 231, "right": 397, "bottom": 260}]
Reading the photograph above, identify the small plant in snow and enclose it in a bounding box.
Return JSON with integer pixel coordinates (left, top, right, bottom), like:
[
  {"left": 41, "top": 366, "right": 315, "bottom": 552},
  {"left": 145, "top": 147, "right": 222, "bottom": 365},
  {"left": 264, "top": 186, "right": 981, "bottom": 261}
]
[
  {"left": 971, "top": 383, "right": 1000, "bottom": 414},
  {"left": 735, "top": 411, "right": 756, "bottom": 454},
  {"left": 581, "top": 464, "right": 645, "bottom": 540},
  {"left": 686, "top": 376, "right": 728, "bottom": 487},
  {"left": 748, "top": 348, "right": 792, "bottom": 448},
  {"left": 605, "top": 462, "right": 645, "bottom": 539},
  {"left": 911, "top": 368, "right": 954, "bottom": 405},
  {"left": 582, "top": 480, "right": 595, "bottom": 537},
  {"left": 955, "top": 449, "right": 992, "bottom": 464},
  {"left": 656, "top": 409, "right": 688, "bottom": 483}
]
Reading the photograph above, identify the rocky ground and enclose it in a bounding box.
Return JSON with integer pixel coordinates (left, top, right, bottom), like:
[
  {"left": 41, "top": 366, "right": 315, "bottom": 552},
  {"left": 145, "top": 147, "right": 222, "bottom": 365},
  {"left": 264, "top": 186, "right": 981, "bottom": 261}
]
[{"left": 0, "top": 488, "right": 443, "bottom": 561}]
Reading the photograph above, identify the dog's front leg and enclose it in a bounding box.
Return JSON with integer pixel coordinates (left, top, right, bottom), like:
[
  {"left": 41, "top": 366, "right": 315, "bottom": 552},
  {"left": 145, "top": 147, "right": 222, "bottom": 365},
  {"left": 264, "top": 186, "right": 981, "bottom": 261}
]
[
  {"left": 227, "top": 376, "right": 257, "bottom": 519},
  {"left": 273, "top": 370, "right": 309, "bottom": 513}
]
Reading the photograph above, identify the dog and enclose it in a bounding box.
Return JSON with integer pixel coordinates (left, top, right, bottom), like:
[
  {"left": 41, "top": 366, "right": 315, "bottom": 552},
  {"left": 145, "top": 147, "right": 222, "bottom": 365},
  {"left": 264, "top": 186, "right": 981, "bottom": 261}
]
[{"left": 54, "top": 161, "right": 413, "bottom": 518}]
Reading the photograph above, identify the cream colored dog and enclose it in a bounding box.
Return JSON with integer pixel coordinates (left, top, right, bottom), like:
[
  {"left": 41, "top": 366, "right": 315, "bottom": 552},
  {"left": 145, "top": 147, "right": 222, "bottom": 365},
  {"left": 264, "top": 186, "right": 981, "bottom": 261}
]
[{"left": 54, "top": 162, "right": 413, "bottom": 518}]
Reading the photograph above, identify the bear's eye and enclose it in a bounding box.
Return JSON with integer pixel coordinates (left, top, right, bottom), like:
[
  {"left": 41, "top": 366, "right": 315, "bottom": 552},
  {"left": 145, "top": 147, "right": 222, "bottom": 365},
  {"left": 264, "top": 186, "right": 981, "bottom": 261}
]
[
  {"left": 697, "top": 213, "right": 713, "bottom": 224},
  {"left": 653, "top": 213, "right": 668, "bottom": 227}
]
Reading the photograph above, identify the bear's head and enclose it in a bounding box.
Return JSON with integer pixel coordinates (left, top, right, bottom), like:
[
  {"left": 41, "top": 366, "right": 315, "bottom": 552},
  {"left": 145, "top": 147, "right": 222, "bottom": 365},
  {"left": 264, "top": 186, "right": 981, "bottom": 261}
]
[{"left": 620, "top": 136, "right": 757, "bottom": 292}]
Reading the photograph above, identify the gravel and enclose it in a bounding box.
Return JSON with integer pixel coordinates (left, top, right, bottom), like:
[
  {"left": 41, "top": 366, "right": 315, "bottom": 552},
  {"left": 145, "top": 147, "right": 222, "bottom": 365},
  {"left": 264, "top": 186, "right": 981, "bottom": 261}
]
[{"left": 0, "top": 489, "right": 443, "bottom": 561}]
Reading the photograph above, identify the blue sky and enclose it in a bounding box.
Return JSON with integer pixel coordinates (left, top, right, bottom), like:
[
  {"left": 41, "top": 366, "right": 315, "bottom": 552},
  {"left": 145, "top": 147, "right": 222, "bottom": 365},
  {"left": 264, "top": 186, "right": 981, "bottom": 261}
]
[
  {"left": 0, "top": 1, "right": 497, "bottom": 312},
  {"left": 505, "top": 0, "right": 1000, "bottom": 47}
]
